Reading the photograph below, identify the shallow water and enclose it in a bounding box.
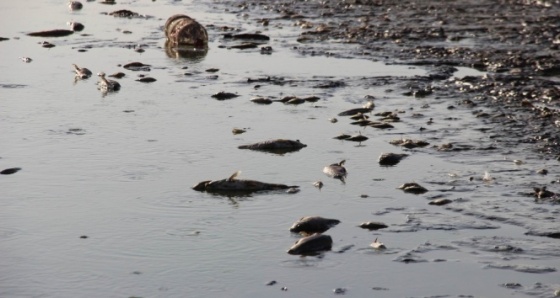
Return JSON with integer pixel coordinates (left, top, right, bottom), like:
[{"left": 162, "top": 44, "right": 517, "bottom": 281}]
[{"left": 1, "top": 1, "right": 559, "bottom": 298}]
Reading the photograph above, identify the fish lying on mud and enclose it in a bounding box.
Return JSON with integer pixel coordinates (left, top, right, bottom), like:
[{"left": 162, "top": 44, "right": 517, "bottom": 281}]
[
  {"left": 192, "top": 171, "right": 298, "bottom": 194},
  {"left": 287, "top": 233, "right": 333, "bottom": 256},
  {"left": 289, "top": 216, "right": 340, "bottom": 234},
  {"left": 238, "top": 139, "right": 307, "bottom": 154}
]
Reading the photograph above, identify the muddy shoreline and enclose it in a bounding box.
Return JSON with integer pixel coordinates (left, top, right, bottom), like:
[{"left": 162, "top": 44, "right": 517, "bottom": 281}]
[{"left": 213, "top": 0, "right": 560, "bottom": 157}]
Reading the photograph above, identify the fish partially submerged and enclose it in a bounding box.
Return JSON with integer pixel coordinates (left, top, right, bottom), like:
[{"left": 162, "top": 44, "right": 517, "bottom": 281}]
[
  {"left": 289, "top": 216, "right": 340, "bottom": 234},
  {"left": 287, "top": 233, "right": 333, "bottom": 256},
  {"left": 238, "top": 139, "right": 307, "bottom": 154},
  {"left": 323, "top": 160, "right": 347, "bottom": 182},
  {"left": 192, "top": 171, "right": 298, "bottom": 194}
]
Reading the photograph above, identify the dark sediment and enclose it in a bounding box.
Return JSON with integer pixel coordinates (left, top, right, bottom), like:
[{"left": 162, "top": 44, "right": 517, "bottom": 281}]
[{"left": 213, "top": 0, "right": 560, "bottom": 157}]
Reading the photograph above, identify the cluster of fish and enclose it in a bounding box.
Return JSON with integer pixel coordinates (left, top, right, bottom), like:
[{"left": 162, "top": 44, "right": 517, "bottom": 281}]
[
  {"left": 286, "top": 216, "right": 387, "bottom": 255},
  {"left": 71, "top": 64, "right": 120, "bottom": 90}
]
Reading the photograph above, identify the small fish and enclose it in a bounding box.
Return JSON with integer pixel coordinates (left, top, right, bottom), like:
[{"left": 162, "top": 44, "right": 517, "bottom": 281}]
[
  {"left": 370, "top": 238, "right": 386, "bottom": 250},
  {"left": 287, "top": 233, "right": 333, "bottom": 255},
  {"left": 323, "top": 160, "right": 347, "bottom": 182}
]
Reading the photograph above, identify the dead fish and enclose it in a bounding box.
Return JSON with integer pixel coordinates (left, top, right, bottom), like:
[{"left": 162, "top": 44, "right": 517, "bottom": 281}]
[
  {"left": 109, "top": 9, "right": 140, "bottom": 18},
  {"left": 192, "top": 171, "right": 298, "bottom": 194},
  {"left": 370, "top": 238, "right": 386, "bottom": 250},
  {"left": 359, "top": 222, "right": 388, "bottom": 230},
  {"left": 238, "top": 139, "right": 306, "bottom": 154},
  {"left": 285, "top": 97, "right": 306, "bottom": 105},
  {"left": 72, "top": 63, "right": 92, "bottom": 79},
  {"left": 333, "top": 134, "right": 351, "bottom": 140},
  {"left": 27, "top": 29, "right": 74, "bottom": 37},
  {"left": 1, "top": 167, "right": 21, "bottom": 175},
  {"left": 41, "top": 41, "right": 55, "bottom": 48},
  {"left": 250, "top": 97, "right": 273, "bottom": 104},
  {"left": 68, "top": 21, "right": 84, "bottom": 32},
  {"left": 68, "top": 1, "right": 83, "bottom": 11},
  {"left": 398, "top": 182, "right": 428, "bottom": 194},
  {"left": 313, "top": 181, "right": 324, "bottom": 189},
  {"left": 302, "top": 96, "right": 320, "bottom": 102},
  {"left": 534, "top": 186, "right": 555, "bottom": 200},
  {"left": 287, "top": 233, "right": 333, "bottom": 255},
  {"left": 389, "top": 138, "right": 430, "bottom": 149},
  {"left": 123, "top": 62, "right": 150, "bottom": 71},
  {"left": 225, "top": 33, "right": 270, "bottom": 41},
  {"left": 346, "top": 133, "right": 368, "bottom": 142},
  {"left": 338, "top": 107, "right": 373, "bottom": 116},
  {"left": 369, "top": 122, "right": 394, "bottom": 129},
  {"left": 212, "top": 91, "right": 239, "bottom": 100},
  {"left": 323, "top": 160, "right": 347, "bottom": 182},
  {"left": 136, "top": 77, "right": 156, "bottom": 83},
  {"left": 274, "top": 96, "right": 297, "bottom": 103},
  {"left": 290, "top": 216, "right": 340, "bottom": 234},
  {"left": 97, "top": 72, "right": 121, "bottom": 91},
  {"left": 378, "top": 153, "right": 408, "bottom": 166},
  {"left": 429, "top": 198, "right": 452, "bottom": 206},
  {"left": 232, "top": 128, "right": 246, "bottom": 135},
  {"left": 229, "top": 42, "right": 259, "bottom": 49},
  {"left": 108, "top": 72, "right": 125, "bottom": 79}
]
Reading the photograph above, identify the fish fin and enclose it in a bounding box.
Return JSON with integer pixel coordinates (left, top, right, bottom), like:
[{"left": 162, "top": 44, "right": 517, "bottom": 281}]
[
  {"left": 339, "top": 160, "right": 346, "bottom": 166},
  {"left": 228, "top": 171, "right": 241, "bottom": 181}
]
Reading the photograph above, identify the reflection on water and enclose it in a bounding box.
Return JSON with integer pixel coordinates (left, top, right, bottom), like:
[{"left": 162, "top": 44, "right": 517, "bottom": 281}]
[
  {"left": 164, "top": 40, "right": 208, "bottom": 61},
  {"left": 0, "top": 1, "right": 559, "bottom": 298}
]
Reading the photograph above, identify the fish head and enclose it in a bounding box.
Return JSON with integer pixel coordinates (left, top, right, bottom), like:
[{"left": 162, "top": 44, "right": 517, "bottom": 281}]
[{"left": 192, "top": 180, "right": 211, "bottom": 191}]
